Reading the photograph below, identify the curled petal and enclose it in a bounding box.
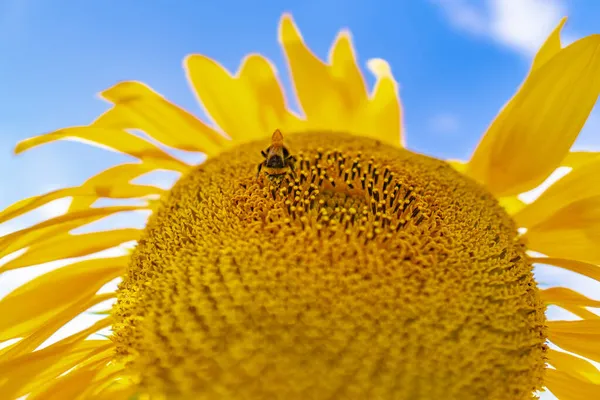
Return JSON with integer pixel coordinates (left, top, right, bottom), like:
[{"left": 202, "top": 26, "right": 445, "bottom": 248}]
[
  {"left": 548, "top": 320, "right": 600, "bottom": 363},
  {"left": 0, "top": 257, "right": 125, "bottom": 340},
  {"left": 15, "top": 127, "right": 189, "bottom": 173},
  {"left": 467, "top": 32, "right": 600, "bottom": 197},
  {"left": 1, "top": 293, "right": 114, "bottom": 359},
  {"left": 545, "top": 368, "right": 600, "bottom": 399},
  {"left": 548, "top": 349, "right": 600, "bottom": 384},
  {"left": 0, "top": 206, "right": 142, "bottom": 259},
  {"left": 0, "top": 229, "right": 140, "bottom": 273},
  {"left": 97, "top": 81, "right": 228, "bottom": 155}
]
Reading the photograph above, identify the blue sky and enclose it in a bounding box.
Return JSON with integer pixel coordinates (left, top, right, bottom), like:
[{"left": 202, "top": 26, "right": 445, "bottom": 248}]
[
  {"left": 2, "top": 0, "right": 599, "bottom": 295},
  {"left": 1, "top": 0, "right": 599, "bottom": 214},
  {"left": 1, "top": 3, "right": 599, "bottom": 276},
  {"left": 0, "top": 2, "right": 599, "bottom": 396}
]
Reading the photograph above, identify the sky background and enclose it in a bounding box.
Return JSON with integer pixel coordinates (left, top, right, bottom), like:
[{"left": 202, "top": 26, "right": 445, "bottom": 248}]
[
  {"left": 1, "top": 0, "right": 600, "bottom": 213},
  {"left": 0, "top": 1, "right": 599, "bottom": 398}
]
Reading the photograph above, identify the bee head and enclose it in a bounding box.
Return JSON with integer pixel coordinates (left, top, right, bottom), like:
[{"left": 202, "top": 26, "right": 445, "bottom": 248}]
[{"left": 272, "top": 129, "right": 284, "bottom": 145}]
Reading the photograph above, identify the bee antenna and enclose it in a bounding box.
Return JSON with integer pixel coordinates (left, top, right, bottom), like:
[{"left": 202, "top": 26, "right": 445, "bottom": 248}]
[{"left": 272, "top": 129, "right": 284, "bottom": 144}]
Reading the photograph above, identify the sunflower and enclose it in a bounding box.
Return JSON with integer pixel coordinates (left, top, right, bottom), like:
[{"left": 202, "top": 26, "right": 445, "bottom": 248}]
[{"left": 1, "top": 13, "right": 599, "bottom": 400}]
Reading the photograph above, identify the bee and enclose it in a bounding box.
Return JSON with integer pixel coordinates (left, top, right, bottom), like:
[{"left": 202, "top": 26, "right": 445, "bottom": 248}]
[{"left": 256, "top": 129, "right": 296, "bottom": 182}]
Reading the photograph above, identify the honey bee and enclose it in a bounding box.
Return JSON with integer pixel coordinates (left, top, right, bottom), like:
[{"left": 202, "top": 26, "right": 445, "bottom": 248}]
[{"left": 256, "top": 129, "right": 296, "bottom": 181}]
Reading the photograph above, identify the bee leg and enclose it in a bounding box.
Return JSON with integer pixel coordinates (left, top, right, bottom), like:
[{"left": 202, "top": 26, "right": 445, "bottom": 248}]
[
  {"left": 288, "top": 161, "right": 297, "bottom": 179},
  {"left": 256, "top": 162, "right": 263, "bottom": 179},
  {"left": 261, "top": 149, "right": 268, "bottom": 158}
]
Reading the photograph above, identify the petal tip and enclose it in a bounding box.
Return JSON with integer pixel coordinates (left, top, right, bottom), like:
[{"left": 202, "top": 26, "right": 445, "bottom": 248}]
[
  {"left": 278, "top": 13, "right": 302, "bottom": 43},
  {"left": 279, "top": 12, "right": 294, "bottom": 26},
  {"left": 13, "top": 140, "right": 26, "bottom": 155},
  {"left": 367, "top": 58, "right": 392, "bottom": 79},
  {"left": 185, "top": 54, "right": 214, "bottom": 67},
  {"left": 239, "top": 53, "right": 278, "bottom": 76},
  {"left": 184, "top": 54, "right": 213, "bottom": 77},
  {"left": 554, "top": 16, "right": 567, "bottom": 39},
  {"left": 558, "top": 16, "right": 567, "bottom": 27},
  {"left": 182, "top": 53, "right": 196, "bottom": 68},
  {"left": 337, "top": 29, "right": 352, "bottom": 40},
  {"left": 333, "top": 29, "right": 354, "bottom": 51},
  {"left": 329, "top": 29, "right": 357, "bottom": 65},
  {"left": 97, "top": 80, "right": 149, "bottom": 103}
]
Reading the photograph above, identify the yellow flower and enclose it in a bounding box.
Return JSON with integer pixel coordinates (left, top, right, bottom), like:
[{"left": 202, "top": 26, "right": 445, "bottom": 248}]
[{"left": 1, "top": 13, "right": 599, "bottom": 400}]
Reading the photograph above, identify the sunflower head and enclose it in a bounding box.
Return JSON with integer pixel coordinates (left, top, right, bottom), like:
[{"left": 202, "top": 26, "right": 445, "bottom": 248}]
[
  {"left": 113, "top": 130, "right": 546, "bottom": 398},
  {"left": 1, "top": 13, "right": 600, "bottom": 400}
]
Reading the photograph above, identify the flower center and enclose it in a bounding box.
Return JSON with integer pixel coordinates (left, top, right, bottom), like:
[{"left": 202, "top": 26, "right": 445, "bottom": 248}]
[
  {"left": 113, "top": 131, "right": 547, "bottom": 400},
  {"left": 239, "top": 146, "right": 428, "bottom": 245}
]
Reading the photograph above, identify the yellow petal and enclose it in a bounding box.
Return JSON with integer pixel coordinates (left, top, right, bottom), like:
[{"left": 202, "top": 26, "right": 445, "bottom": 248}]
[
  {"left": 523, "top": 196, "right": 600, "bottom": 264},
  {"left": 88, "top": 384, "right": 137, "bottom": 400},
  {"left": 533, "top": 257, "right": 600, "bottom": 282},
  {"left": 0, "top": 187, "right": 77, "bottom": 225},
  {"left": 541, "top": 287, "right": 600, "bottom": 320},
  {"left": 328, "top": 30, "right": 368, "bottom": 117},
  {"left": 96, "top": 81, "right": 228, "bottom": 156},
  {"left": 445, "top": 160, "right": 526, "bottom": 215},
  {"left": 0, "top": 206, "right": 141, "bottom": 259},
  {"left": 1, "top": 293, "right": 114, "bottom": 359},
  {"left": 558, "top": 304, "right": 600, "bottom": 321},
  {"left": 50, "top": 317, "right": 113, "bottom": 347},
  {"left": 0, "top": 341, "right": 18, "bottom": 358},
  {"left": 498, "top": 196, "right": 526, "bottom": 215},
  {"left": 514, "top": 158, "right": 600, "bottom": 228},
  {"left": 548, "top": 320, "right": 600, "bottom": 363},
  {"left": 0, "top": 317, "right": 114, "bottom": 394},
  {"left": 76, "top": 368, "right": 126, "bottom": 399},
  {"left": 466, "top": 34, "right": 600, "bottom": 197},
  {"left": 70, "top": 364, "right": 126, "bottom": 400},
  {"left": 0, "top": 163, "right": 160, "bottom": 225},
  {"left": 277, "top": 14, "right": 403, "bottom": 145},
  {"left": 549, "top": 349, "right": 600, "bottom": 384},
  {"left": 363, "top": 58, "right": 403, "bottom": 147},
  {"left": 15, "top": 127, "right": 189, "bottom": 173},
  {"left": 0, "top": 229, "right": 140, "bottom": 272},
  {"left": 561, "top": 151, "right": 600, "bottom": 169},
  {"left": 279, "top": 14, "right": 347, "bottom": 129},
  {"left": 0, "top": 257, "right": 125, "bottom": 340},
  {"left": 67, "top": 162, "right": 166, "bottom": 212},
  {"left": 30, "top": 368, "right": 100, "bottom": 400},
  {"left": 447, "top": 159, "right": 467, "bottom": 173},
  {"left": 545, "top": 368, "right": 600, "bottom": 399},
  {"left": 0, "top": 322, "right": 112, "bottom": 399},
  {"left": 531, "top": 17, "right": 566, "bottom": 70},
  {"left": 24, "top": 347, "right": 116, "bottom": 399},
  {"left": 541, "top": 287, "right": 600, "bottom": 309},
  {"left": 185, "top": 55, "right": 267, "bottom": 142},
  {"left": 238, "top": 54, "right": 305, "bottom": 133},
  {"left": 28, "top": 355, "right": 113, "bottom": 400}
]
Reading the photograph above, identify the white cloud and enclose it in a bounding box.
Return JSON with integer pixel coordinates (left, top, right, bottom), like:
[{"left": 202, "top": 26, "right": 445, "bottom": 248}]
[
  {"left": 488, "top": 0, "right": 566, "bottom": 55},
  {"left": 428, "top": 112, "right": 460, "bottom": 135},
  {"left": 434, "top": 0, "right": 568, "bottom": 57},
  {"left": 434, "top": 0, "right": 487, "bottom": 35}
]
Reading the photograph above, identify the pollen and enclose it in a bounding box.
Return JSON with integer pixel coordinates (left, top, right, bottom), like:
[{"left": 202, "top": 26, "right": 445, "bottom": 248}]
[{"left": 112, "top": 131, "right": 547, "bottom": 400}]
